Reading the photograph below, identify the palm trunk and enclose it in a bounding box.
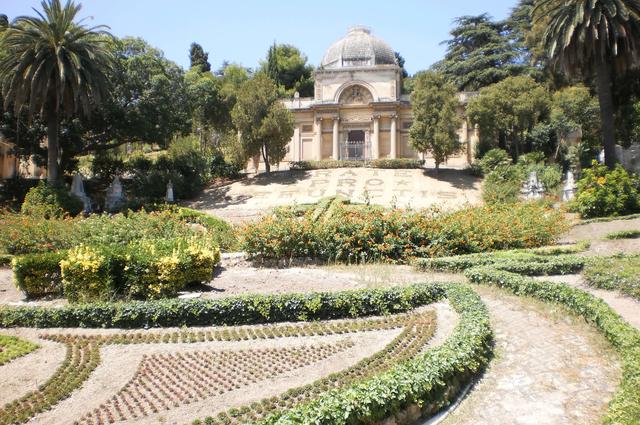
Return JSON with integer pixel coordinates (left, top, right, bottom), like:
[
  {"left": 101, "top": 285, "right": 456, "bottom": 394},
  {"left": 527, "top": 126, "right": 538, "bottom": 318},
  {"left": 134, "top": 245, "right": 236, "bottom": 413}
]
[
  {"left": 46, "top": 109, "right": 59, "bottom": 185},
  {"left": 595, "top": 57, "right": 617, "bottom": 168}
]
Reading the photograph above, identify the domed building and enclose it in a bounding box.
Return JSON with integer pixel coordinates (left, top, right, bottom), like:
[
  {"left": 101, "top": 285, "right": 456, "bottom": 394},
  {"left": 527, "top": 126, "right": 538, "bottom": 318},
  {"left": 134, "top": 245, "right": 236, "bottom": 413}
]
[{"left": 282, "top": 26, "right": 478, "bottom": 164}]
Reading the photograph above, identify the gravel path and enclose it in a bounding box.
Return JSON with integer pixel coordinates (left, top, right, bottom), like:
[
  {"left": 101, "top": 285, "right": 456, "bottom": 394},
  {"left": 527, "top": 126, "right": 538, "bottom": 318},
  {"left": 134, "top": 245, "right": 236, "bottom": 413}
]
[
  {"left": 538, "top": 274, "right": 640, "bottom": 330},
  {"left": 442, "top": 286, "right": 620, "bottom": 425},
  {"left": 560, "top": 217, "right": 640, "bottom": 256}
]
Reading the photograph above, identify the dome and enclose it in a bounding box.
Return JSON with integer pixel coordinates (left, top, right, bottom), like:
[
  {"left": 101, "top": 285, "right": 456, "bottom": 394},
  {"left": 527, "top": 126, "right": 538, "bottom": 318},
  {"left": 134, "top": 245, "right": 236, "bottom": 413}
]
[{"left": 321, "top": 26, "right": 397, "bottom": 69}]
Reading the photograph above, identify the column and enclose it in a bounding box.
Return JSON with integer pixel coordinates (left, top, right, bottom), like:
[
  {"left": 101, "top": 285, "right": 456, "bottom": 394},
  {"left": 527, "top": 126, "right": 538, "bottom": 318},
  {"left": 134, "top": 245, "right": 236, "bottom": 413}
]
[
  {"left": 390, "top": 116, "right": 397, "bottom": 159},
  {"left": 332, "top": 118, "right": 340, "bottom": 160},
  {"left": 292, "top": 126, "right": 300, "bottom": 161},
  {"left": 371, "top": 116, "right": 380, "bottom": 160},
  {"left": 314, "top": 118, "right": 322, "bottom": 160}
]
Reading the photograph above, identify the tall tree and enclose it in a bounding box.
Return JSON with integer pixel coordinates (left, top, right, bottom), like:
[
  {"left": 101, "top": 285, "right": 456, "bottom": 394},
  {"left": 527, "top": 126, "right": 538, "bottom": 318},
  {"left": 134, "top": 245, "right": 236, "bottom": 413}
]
[
  {"left": 434, "top": 14, "right": 535, "bottom": 91},
  {"left": 467, "top": 76, "right": 551, "bottom": 159},
  {"left": 534, "top": 0, "right": 640, "bottom": 168},
  {"left": 0, "top": 14, "right": 7, "bottom": 30},
  {"left": 260, "top": 43, "right": 314, "bottom": 97},
  {"left": 0, "top": 0, "right": 113, "bottom": 184},
  {"left": 189, "top": 42, "right": 211, "bottom": 72},
  {"left": 232, "top": 74, "right": 294, "bottom": 174},
  {"left": 409, "top": 72, "right": 462, "bottom": 171}
]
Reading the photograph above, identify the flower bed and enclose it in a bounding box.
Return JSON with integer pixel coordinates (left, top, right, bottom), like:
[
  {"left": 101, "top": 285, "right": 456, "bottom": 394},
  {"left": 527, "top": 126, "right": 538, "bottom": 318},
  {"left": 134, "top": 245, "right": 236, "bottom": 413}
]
[
  {"left": 464, "top": 267, "right": 640, "bottom": 424},
  {"left": 242, "top": 202, "right": 566, "bottom": 263}
]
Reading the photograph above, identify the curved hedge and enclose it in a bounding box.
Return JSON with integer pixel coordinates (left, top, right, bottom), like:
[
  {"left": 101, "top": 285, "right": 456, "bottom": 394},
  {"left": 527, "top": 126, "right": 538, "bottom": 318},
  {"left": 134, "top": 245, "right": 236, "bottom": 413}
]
[
  {"left": 254, "top": 284, "right": 492, "bottom": 425},
  {"left": 464, "top": 267, "right": 640, "bottom": 424},
  {"left": 0, "top": 284, "right": 446, "bottom": 328}
]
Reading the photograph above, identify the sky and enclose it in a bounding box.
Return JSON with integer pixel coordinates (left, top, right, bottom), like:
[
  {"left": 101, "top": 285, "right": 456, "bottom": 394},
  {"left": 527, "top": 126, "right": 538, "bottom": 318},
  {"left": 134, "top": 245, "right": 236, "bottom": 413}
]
[{"left": 2, "top": 0, "right": 519, "bottom": 74}]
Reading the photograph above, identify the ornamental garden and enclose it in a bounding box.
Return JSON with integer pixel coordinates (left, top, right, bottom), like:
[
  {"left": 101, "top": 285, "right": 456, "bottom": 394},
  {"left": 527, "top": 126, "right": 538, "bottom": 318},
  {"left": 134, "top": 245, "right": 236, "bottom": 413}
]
[{"left": 1, "top": 1, "right": 640, "bottom": 425}]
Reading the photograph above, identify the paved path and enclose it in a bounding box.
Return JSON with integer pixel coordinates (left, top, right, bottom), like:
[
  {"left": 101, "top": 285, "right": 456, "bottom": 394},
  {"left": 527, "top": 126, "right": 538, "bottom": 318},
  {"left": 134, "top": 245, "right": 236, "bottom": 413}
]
[
  {"left": 560, "top": 218, "right": 640, "bottom": 256},
  {"left": 188, "top": 168, "right": 482, "bottom": 223},
  {"left": 442, "top": 287, "right": 620, "bottom": 425}
]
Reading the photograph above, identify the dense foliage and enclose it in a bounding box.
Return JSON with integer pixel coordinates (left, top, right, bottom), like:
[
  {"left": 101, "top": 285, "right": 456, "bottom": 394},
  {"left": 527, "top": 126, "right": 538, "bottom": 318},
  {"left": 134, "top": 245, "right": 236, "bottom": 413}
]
[
  {"left": 572, "top": 161, "right": 640, "bottom": 218},
  {"left": 241, "top": 200, "right": 566, "bottom": 263},
  {"left": 20, "top": 182, "right": 84, "bottom": 218}
]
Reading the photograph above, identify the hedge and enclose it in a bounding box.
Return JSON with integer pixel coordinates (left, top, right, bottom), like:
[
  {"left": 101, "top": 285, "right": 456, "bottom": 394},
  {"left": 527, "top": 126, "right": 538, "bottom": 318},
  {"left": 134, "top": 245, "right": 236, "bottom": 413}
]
[
  {"left": 0, "top": 284, "right": 446, "bottom": 328},
  {"left": 415, "top": 252, "right": 585, "bottom": 275},
  {"left": 289, "top": 159, "right": 425, "bottom": 170},
  {"left": 255, "top": 284, "right": 492, "bottom": 425},
  {"left": 583, "top": 255, "right": 640, "bottom": 301},
  {"left": 12, "top": 251, "right": 66, "bottom": 298},
  {"left": 464, "top": 267, "right": 640, "bottom": 425}
]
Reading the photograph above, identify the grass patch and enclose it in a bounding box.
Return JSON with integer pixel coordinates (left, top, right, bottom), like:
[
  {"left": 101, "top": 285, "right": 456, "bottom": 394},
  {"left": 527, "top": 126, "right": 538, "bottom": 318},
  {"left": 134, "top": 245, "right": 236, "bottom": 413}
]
[
  {"left": 580, "top": 213, "right": 640, "bottom": 225},
  {"left": 583, "top": 255, "right": 640, "bottom": 301},
  {"left": 605, "top": 230, "right": 640, "bottom": 240},
  {"left": 0, "top": 335, "right": 38, "bottom": 366}
]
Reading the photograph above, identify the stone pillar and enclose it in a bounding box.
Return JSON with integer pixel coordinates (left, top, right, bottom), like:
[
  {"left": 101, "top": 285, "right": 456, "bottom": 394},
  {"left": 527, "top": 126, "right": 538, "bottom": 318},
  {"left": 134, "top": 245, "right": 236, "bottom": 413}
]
[
  {"left": 332, "top": 118, "right": 340, "bottom": 160},
  {"left": 292, "top": 126, "right": 300, "bottom": 161},
  {"left": 390, "top": 116, "right": 397, "bottom": 159},
  {"left": 314, "top": 118, "right": 322, "bottom": 160},
  {"left": 372, "top": 116, "right": 380, "bottom": 160}
]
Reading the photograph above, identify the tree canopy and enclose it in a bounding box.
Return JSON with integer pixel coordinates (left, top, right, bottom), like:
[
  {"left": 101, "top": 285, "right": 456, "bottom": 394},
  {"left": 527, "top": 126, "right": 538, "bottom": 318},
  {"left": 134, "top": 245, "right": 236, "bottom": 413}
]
[
  {"left": 467, "top": 76, "right": 551, "bottom": 158},
  {"left": 189, "top": 42, "right": 211, "bottom": 72},
  {"left": 409, "top": 71, "right": 462, "bottom": 169},
  {"left": 434, "top": 14, "right": 535, "bottom": 91},
  {"left": 232, "top": 74, "right": 294, "bottom": 173},
  {"left": 261, "top": 43, "right": 314, "bottom": 97}
]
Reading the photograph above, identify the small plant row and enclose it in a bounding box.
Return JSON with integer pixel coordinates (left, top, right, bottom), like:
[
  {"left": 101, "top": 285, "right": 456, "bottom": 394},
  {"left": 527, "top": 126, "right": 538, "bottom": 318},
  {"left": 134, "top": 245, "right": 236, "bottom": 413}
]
[
  {"left": 579, "top": 212, "right": 640, "bottom": 225},
  {"left": 78, "top": 341, "right": 356, "bottom": 425},
  {"left": 0, "top": 303, "right": 429, "bottom": 424},
  {"left": 464, "top": 267, "right": 640, "bottom": 425},
  {"left": 0, "top": 284, "right": 445, "bottom": 328},
  {"left": 238, "top": 285, "right": 492, "bottom": 425},
  {"left": 0, "top": 334, "right": 38, "bottom": 366},
  {"left": 193, "top": 310, "right": 437, "bottom": 425},
  {"left": 0, "top": 339, "right": 101, "bottom": 425},
  {"left": 415, "top": 252, "right": 585, "bottom": 275},
  {"left": 605, "top": 229, "right": 640, "bottom": 240}
]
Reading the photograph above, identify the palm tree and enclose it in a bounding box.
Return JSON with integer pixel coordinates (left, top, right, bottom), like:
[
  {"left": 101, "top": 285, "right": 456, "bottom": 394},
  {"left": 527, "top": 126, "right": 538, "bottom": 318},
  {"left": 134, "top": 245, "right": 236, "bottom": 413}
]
[
  {"left": 534, "top": 0, "right": 640, "bottom": 168},
  {"left": 0, "top": 0, "right": 112, "bottom": 184}
]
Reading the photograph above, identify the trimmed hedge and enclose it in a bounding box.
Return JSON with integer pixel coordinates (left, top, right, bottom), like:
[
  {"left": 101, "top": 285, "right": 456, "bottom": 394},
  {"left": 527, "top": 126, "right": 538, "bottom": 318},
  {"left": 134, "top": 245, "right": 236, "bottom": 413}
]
[
  {"left": 0, "top": 284, "right": 446, "bottom": 328},
  {"left": 0, "top": 335, "right": 38, "bottom": 366},
  {"left": 289, "top": 159, "right": 425, "bottom": 170},
  {"left": 12, "top": 251, "right": 66, "bottom": 298},
  {"left": 415, "top": 252, "right": 585, "bottom": 275},
  {"left": 256, "top": 284, "right": 492, "bottom": 425},
  {"left": 606, "top": 230, "right": 640, "bottom": 240},
  {"left": 583, "top": 255, "right": 640, "bottom": 301},
  {"left": 464, "top": 267, "right": 640, "bottom": 425}
]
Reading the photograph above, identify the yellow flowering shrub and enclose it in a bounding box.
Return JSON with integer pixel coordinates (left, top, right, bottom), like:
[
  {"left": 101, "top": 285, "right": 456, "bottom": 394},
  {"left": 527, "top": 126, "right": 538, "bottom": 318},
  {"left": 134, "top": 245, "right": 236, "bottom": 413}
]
[{"left": 60, "top": 245, "right": 114, "bottom": 303}]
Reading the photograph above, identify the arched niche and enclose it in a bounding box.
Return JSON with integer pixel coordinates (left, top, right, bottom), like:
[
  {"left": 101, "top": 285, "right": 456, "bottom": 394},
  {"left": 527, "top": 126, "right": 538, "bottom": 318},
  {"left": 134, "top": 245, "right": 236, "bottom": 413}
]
[{"left": 337, "top": 84, "right": 374, "bottom": 105}]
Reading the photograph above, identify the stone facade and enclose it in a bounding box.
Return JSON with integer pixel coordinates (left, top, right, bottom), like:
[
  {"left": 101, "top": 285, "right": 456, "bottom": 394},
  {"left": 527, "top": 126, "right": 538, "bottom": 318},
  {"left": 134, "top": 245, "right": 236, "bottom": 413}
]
[{"left": 282, "top": 27, "right": 479, "bottom": 165}]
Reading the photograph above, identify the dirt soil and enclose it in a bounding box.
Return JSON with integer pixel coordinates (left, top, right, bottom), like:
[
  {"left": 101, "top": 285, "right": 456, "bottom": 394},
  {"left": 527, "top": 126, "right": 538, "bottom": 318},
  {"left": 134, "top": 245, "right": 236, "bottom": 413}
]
[{"left": 560, "top": 217, "right": 640, "bottom": 256}]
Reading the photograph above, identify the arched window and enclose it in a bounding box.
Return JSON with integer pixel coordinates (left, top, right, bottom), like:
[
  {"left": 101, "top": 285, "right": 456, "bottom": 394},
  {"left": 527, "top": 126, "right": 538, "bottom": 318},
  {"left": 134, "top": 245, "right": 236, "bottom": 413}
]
[{"left": 338, "top": 85, "right": 373, "bottom": 105}]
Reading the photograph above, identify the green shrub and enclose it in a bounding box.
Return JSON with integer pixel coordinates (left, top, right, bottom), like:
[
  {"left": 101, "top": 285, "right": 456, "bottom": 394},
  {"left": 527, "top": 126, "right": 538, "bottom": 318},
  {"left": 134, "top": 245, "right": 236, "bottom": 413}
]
[
  {"left": 606, "top": 229, "right": 640, "bottom": 240},
  {"left": 90, "top": 152, "right": 126, "bottom": 185},
  {"left": 482, "top": 164, "right": 524, "bottom": 204},
  {"left": 572, "top": 161, "right": 640, "bottom": 218},
  {"left": 12, "top": 251, "right": 66, "bottom": 298},
  {"left": 21, "top": 182, "right": 83, "bottom": 218},
  {"left": 478, "top": 148, "right": 511, "bottom": 174},
  {"left": 464, "top": 267, "right": 640, "bottom": 424},
  {"left": 289, "top": 159, "right": 424, "bottom": 170},
  {"left": 583, "top": 255, "right": 640, "bottom": 300},
  {"left": 0, "top": 212, "right": 77, "bottom": 255},
  {"left": 0, "top": 335, "right": 38, "bottom": 366},
  {"left": 0, "top": 283, "right": 446, "bottom": 328},
  {"left": 242, "top": 202, "right": 566, "bottom": 263}
]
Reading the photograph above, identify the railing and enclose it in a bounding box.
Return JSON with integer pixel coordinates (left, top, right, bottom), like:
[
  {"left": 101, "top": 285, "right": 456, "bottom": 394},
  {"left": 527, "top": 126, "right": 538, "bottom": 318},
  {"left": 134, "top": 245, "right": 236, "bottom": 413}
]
[{"left": 339, "top": 140, "right": 371, "bottom": 161}]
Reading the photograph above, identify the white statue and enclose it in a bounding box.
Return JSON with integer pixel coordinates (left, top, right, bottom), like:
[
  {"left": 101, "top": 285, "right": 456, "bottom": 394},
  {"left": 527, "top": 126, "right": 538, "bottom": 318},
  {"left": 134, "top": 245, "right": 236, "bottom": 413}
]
[
  {"left": 166, "top": 180, "right": 174, "bottom": 203},
  {"left": 562, "top": 170, "right": 577, "bottom": 202},
  {"left": 70, "top": 173, "right": 91, "bottom": 213},
  {"left": 105, "top": 176, "right": 124, "bottom": 212},
  {"left": 523, "top": 171, "right": 544, "bottom": 200}
]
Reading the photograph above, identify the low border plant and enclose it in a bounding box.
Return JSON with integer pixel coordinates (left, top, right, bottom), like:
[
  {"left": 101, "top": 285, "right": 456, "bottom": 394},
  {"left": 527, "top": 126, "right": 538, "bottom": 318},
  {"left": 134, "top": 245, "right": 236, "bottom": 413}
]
[{"left": 0, "top": 335, "right": 38, "bottom": 366}]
